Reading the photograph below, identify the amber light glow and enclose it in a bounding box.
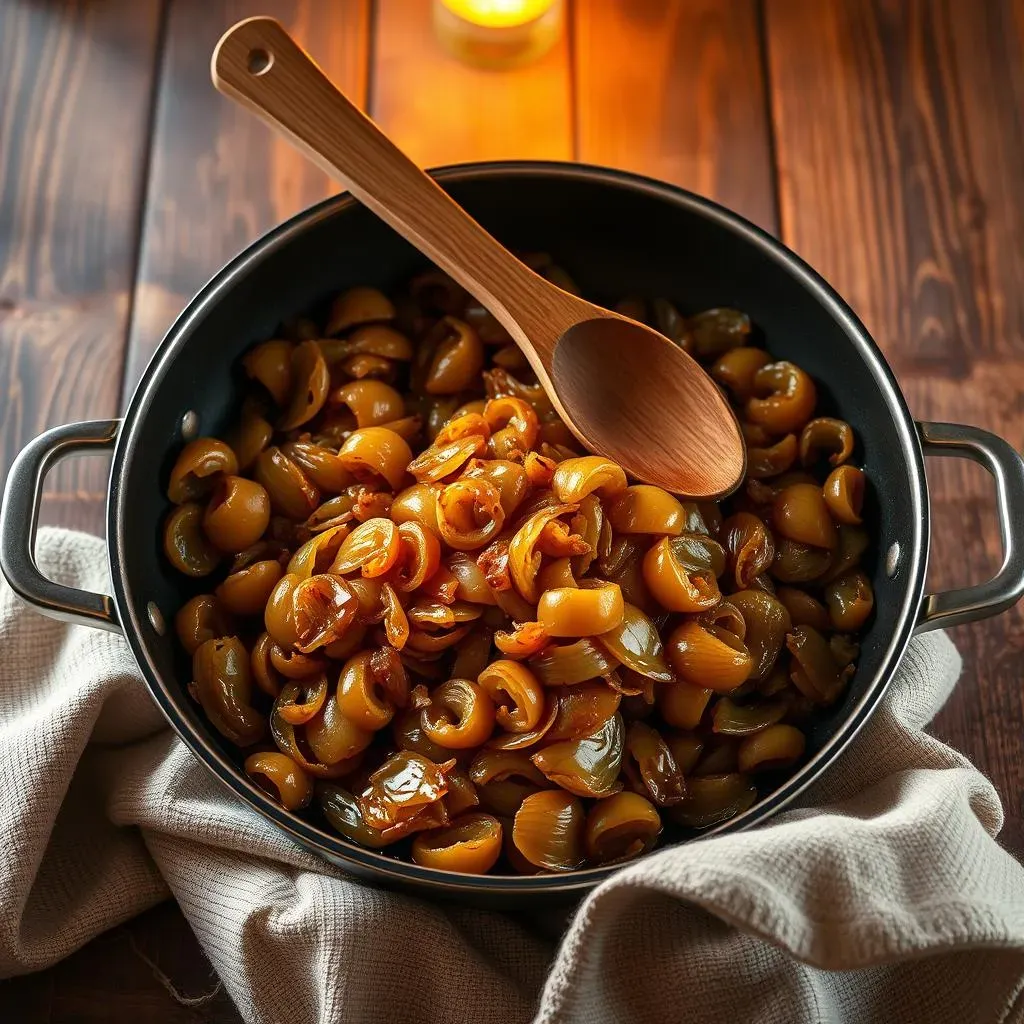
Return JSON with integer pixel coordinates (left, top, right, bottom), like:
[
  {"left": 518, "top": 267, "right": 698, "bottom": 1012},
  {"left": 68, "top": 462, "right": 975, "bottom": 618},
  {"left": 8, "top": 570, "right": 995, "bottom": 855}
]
[
  {"left": 434, "top": 0, "right": 563, "bottom": 69},
  {"left": 440, "top": 0, "right": 555, "bottom": 27}
]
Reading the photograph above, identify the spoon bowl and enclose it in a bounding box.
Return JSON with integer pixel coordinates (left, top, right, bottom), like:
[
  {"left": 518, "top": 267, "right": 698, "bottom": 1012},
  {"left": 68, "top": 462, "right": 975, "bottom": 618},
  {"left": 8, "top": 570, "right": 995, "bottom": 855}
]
[
  {"left": 551, "top": 317, "right": 743, "bottom": 495},
  {"left": 212, "top": 17, "right": 745, "bottom": 498}
]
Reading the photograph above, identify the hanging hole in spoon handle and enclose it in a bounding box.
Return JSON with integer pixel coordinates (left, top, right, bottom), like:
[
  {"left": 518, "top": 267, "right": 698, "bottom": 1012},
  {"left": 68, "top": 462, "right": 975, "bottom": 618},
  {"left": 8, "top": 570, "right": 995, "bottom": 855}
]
[{"left": 211, "top": 17, "right": 570, "bottom": 364}]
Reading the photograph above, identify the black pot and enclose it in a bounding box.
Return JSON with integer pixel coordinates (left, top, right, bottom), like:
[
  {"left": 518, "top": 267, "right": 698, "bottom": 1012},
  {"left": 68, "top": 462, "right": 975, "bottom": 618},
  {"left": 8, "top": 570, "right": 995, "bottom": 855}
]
[{"left": 4, "top": 162, "right": 1023, "bottom": 901}]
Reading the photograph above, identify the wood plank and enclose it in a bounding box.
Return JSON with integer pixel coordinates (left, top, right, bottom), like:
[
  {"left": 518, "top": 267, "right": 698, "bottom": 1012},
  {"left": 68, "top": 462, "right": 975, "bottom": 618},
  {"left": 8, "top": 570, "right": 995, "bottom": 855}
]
[
  {"left": 0, "top": 903, "right": 241, "bottom": 1023},
  {"left": 370, "top": 0, "right": 573, "bottom": 167},
  {"left": 573, "top": 0, "right": 778, "bottom": 233},
  {"left": 765, "top": 0, "right": 1024, "bottom": 854},
  {"left": 0, "top": 0, "right": 165, "bottom": 534},
  {"left": 122, "top": 0, "right": 371, "bottom": 393}
]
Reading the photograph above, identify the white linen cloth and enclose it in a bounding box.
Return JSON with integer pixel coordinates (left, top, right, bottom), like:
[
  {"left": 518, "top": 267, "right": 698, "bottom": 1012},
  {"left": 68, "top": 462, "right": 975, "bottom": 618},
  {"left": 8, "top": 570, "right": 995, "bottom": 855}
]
[{"left": 2, "top": 528, "right": 1024, "bottom": 1023}]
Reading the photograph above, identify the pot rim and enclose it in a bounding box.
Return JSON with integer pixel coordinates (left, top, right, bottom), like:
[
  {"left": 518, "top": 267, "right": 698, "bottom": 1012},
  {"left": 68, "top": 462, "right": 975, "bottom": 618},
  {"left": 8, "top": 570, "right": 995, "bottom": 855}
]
[{"left": 108, "top": 160, "right": 927, "bottom": 896}]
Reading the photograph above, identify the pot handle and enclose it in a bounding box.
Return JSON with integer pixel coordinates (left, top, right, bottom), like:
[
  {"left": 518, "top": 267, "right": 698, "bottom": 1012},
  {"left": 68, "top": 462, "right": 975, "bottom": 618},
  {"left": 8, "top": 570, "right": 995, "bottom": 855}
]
[
  {"left": 0, "top": 419, "right": 122, "bottom": 633},
  {"left": 915, "top": 421, "right": 1024, "bottom": 633}
]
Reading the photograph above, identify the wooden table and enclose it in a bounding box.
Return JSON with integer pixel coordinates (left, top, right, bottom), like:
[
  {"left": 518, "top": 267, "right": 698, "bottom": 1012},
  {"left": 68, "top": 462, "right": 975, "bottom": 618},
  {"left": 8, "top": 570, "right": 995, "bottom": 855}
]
[{"left": 2, "top": 1, "right": 1022, "bottom": 1019}]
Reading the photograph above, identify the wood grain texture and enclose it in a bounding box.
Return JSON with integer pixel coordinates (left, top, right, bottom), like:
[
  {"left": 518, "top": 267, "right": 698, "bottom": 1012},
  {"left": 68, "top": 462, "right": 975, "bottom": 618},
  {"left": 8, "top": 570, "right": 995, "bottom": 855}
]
[
  {"left": 573, "top": 0, "right": 778, "bottom": 233},
  {"left": 0, "top": 0, "right": 164, "bottom": 534},
  {"left": 0, "top": 903, "right": 240, "bottom": 1023},
  {"left": 370, "top": 0, "right": 572, "bottom": 167},
  {"left": 122, "top": 0, "right": 371, "bottom": 393},
  {"left": 765, "top": 0, "right": 1024, "bottom": 853}
]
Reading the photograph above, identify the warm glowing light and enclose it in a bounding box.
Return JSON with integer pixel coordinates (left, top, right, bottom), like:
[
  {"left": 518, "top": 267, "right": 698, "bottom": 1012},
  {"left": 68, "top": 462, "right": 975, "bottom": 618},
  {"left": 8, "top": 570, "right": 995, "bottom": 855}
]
[
  {"left": 434, "top": 0, "right": 563, "bottom": 68},
  {"left": 439, "top": 0, "right": 555, "bottom": 28}
]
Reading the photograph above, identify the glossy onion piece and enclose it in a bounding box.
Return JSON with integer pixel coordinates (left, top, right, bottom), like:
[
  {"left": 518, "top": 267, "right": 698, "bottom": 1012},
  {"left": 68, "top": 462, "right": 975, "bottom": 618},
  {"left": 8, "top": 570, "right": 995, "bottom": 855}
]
[
  {"left": 318, "top": 783, "right": 407, "bottom": 848},
  {"left": 463, "top": 459, "right": 530, "bottom": 518},
  {"left": 291, "top": 574, "right": 358, "bottom": 653},
  {"left": 728, "top": 589, "right": 792, "bottom": 680},
  {"left": 331, "top": 379, "right": 406, "bottom": 430},
  {"left": 508, "top": 503, "right": 579, "bottom": 603},
  {"left": 381, "top": 582, "right": 410, "bottom": 650},
  {"left": 596, "top": 603, "right": 674, "bottom": 682},
  {"left": 432, "top": 411, "right": 490, "bottom": 450},
  {"left": 283, "top": 442, "right": 354, "bottom": 494},
  {"left": 822, "top": 524, "right": 869, "bottom": 582},
  {"left": 288, "top": 524, "right": 350, "bottom": 580},
  {"left": 537, "top": 581, "right": 624, "bottom": 637},
  {"left": 226, "top": 399, "right": 273, "bottom": 471},
  {"left": 545, "top": 683, "right": 622, "bottom": 742},
  {"left": 481, "top": 696, "right": 557, "bottom": 753},
  {"left": 512, "top": 789, "right": 585, "bottom": 871},
  {"left": 393, "top": 706, "right": 455, "bottom": 763},
  {"left": 607, "top": 485, "right": 686, "bottom": 535},
  {"left": 569, "top": 495, "right": 603, "bottom": 577},
  {"left": 411, "top": 813, "right": 503, "bottom": 873},
  {"left": 800, "top": 417, "right": 855, "bottom": 467},
  {"left": 530, "top": 637, "right": 618, "bottom": 686},
  {"left": 825, "top": 569, "right": 875, "bottom": 631},
  {"left": 333, "top": 323, "right": 413, "bottom": 361},
  {"left": 278, "top": 340, "right": 329, "bottom": 430},
  {"left": 642, "top": 535, "right": 721, "bottom": 613},
  {"left": 688, "top": 307, "right": 751, "bottom": 357},
  {"left": 176, "top": 594, "right": 232, "bottom": 655},
  {"left": 357, "top": 750, "right": 454, "bottom": 829},
  {"left": 167, "top": 437, "right": 239, "bottom": 503},
  {"left": 484, "top": 396, "right": 539, "bottom": 458},
  {"left": 275, "top": 672, "right": 328, "bottom": 725},
  {"left": 626, "top": 721, "right": 686, "bottom": 806},
  {"left": 478, "top": 660, "right": 545, "bottom": 733},
  {"left": 722, "top": 512, "right": 775, "bottom": 590},
  {"left": 390, "top": 520, "right": 441, "bottom": 593},
  {"left": 443, "top": 768, "right": 480, "bottom": 817},
  {"left": 421, "top": 678, "right": 496, "bottom": 749},
  {"left": 407, "top": 436, "right": 482, "bottom": 483},
  {"left": 737, "top": 723, "right": 806, "bottom": 773},
  {"left": 244, "top": 751, "right": 313, "bottom": 811},
  {"left": 338, "top": 650, "right": 397, "bottom": 730},
  {"left": 670, "top": 773, "right": 757, "bottom": 829},
  {"left": 445, "top": 552, "right": 496, "bottom": 605},
  {"left": 425, "top": 317, "right": 483, "bottom": 394},
  {"left": 772, "top": 539, "right": 833, "bottom": 584},
  {"left": 192, "top": 637, "right": 265, "bottom": 746},
  {"left": 667, "top": 621, "right": 753, "bottom": 693},
  {"left": 331, "top": 517, "right": 400, "bottom": 577},
  {"left": 584, "top": 791, "right": 662, "bottom": 865},
  {"left": 710, "top": 346, "right": 771, "bottom": 403},
  {"left": 325, "top": 285, "right": 395, "bottom": 335},
  {"left": 658, "top": 681, "right": 713, "bottom": 730},
  {"left": 665, "top": 732, "right": 704, "bottom": 775},
  {"left": 537, "top": 557, "right": 577, "bottom": 593},
  {"left": 164, "top": 503, "right": 221, "bottom": 577},
  {"left": 530, "top": 712, "right": 624, "bottom": 797},
  {"left": 746, "top": 362, "right": 817, "bottom": 434},
  {"left": 203, "top": 475, "right": 271, "bottom": 553},
  {"left": 787, "top": 625, "right": 850, "bottom": 705},
  {"left": 390, "top": 482, "right": 441, "bottom": 531},
  {"left": 823, "top": 465, "right": 866, "bottom": 525},
  {"left": 747, "top": 433, "right": 798, "bottom": 480},
  {"left": 469, "top": 749, "right": 547, "bottom": 788},
  {"left": 698, "top": 599, "right": 746, "bottom": 641},
  {"left": 339, "top": 427, "right": 413, "bottom": 491},
  {"left": 436, "top": 478, "right": 504, "bottom": 551},
  {"left": 254, "top": 447, "right": 320, "bottom": 520},
  {"left": 772, "top": 483, "right": 837, "bottom": 550},
  {"left": 551, "top": 456, "right": 628, "bottom": 503},
  {"left": 776, "top": 586, "right": 831, "bottom": 631},
  {"left": 712, "top": 696, "right": 787, "bottom": 736},
  {"left": 243, "top": 340, "right": 293, "bottom": 406}
]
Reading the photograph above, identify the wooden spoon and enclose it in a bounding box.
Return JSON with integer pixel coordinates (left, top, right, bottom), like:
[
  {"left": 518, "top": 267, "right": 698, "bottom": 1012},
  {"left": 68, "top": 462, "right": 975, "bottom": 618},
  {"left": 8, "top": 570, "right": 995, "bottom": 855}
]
[{"left": 212, "top": 17, "right": 745, "bottom": 498}]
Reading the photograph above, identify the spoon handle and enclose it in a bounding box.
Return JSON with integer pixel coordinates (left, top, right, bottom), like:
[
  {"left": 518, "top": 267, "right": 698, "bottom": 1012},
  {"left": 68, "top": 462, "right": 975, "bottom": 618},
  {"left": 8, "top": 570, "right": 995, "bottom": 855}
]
[{"left": 212, "top": 17, "right": 566, "bottom": 358}]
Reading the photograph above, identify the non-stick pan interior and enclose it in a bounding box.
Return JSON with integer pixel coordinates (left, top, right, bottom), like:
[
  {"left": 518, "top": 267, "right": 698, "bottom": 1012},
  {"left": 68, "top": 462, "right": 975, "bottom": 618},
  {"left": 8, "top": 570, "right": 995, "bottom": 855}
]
[{"left": 113, "top": 164, "right": 926, "bottom": 888}]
